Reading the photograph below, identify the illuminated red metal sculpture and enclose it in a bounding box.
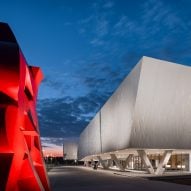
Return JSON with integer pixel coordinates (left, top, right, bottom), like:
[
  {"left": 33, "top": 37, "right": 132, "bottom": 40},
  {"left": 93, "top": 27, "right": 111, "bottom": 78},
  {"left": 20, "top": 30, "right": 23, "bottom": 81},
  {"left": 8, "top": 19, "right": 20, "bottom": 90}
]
[{"left": 0, "top": 23, "right": 51, "bottom": 191}]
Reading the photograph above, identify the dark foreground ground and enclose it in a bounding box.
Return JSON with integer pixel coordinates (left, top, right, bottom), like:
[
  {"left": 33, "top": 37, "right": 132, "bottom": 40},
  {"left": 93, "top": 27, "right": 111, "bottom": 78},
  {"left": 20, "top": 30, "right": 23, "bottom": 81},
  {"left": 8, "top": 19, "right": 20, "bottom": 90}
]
[{"left": 48, "top": 166, "right": 191, "bottom": 191}]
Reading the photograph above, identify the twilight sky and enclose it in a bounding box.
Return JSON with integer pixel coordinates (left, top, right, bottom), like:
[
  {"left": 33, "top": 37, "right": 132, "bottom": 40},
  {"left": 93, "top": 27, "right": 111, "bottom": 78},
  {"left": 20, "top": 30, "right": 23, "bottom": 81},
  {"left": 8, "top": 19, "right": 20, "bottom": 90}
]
[{"left": 1, "top": 0, "right": 191, "bottom": 154}]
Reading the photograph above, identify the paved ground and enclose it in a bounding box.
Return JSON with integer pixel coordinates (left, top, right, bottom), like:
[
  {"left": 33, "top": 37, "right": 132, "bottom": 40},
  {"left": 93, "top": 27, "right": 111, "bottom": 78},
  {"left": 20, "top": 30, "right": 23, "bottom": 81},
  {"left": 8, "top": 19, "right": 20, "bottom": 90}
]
[{"left": 48, "top": 166, "right": 191, "bottom": 191}]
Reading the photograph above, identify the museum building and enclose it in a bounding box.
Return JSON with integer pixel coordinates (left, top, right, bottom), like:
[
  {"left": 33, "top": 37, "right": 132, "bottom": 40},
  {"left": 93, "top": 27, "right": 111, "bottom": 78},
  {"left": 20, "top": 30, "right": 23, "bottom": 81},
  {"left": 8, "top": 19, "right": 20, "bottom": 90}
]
[{"left": 78, "top": 56, "right": 191, "bottom": 175}]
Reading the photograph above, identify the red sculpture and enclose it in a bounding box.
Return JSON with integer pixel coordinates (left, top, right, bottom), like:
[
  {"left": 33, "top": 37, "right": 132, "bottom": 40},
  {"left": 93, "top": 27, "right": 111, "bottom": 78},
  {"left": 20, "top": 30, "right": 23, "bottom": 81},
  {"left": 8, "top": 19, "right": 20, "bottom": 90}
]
[{"left": 0, "top": 22, "right": 51, "bottom": 191}]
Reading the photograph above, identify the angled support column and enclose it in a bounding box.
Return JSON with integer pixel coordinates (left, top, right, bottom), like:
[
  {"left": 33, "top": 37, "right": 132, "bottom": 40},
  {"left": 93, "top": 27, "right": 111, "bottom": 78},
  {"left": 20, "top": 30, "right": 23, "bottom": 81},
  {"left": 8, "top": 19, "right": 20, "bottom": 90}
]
[
  {"left": 189, "top": 153, "right": 191, "bottom": 172},
  {"left": 97, "top": 159, "right": 101, "bottom": 166},
  {"left": 123, "top": 154, "right": 134, "bottom": 169},
  {"left": 97, "top": 156, "right": 112, "bottom": 169},
  {"left": 110, "top": 154, "right": 124, "bottom": 171},
  {"left": 84, "top": 161, "right": 89, "bottom": 167},
  {"left": 137, "top": 150, "right": 155, "bottom": 174},
  {"left": 155, "top": 150, "right": 173, "bottom": 175}
]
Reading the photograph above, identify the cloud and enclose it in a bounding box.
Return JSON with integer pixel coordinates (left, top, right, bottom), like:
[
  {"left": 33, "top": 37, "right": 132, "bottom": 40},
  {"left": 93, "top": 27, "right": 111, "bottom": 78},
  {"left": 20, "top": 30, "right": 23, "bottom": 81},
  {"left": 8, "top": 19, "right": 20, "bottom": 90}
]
[
  {"left": 39, "top": 71, "right": 90, "bottom": 100},
  {"left": 37, "top": 91, "right": 110, "bottom": 139},
  {"left": 64, "top": 22, "right": 73, "bottom": 26},
  {"left": 38, "top": 99, "right": 86, "bottom": 138},
  {"left": 77, "top": 0, "right": 190, "bottom": 54},
  {"left": 113, "top": 16, "right": 137, "bottom": 37},
  {"left": 37, "top": 61, "right": 125, "bottom": 141},
  {"left": 41, "top": 137, "right": 78, "bottom": 147},
  {"left": 78, "top": 15, "right": 94, "bottom": 25},
  {"left": 109, "top": 0, "right": 191, "bottom": 65},
  {"left": 96, "top": 19, "right": 109, "bottom": 37},
  {"left": 77, "top": 2, "right": 111, "bottom": 47},
  {"left": 111, "top": 0, "right": 189, "bottom": 41},
  {"left": 90, "top": 38, "right": 105, "bottom": 46},
  {"left": 141, "top": 0, "right": 187, "bottom": 32},
  {"left": 141, "top": 0, "right": 165, "bottom": 24},
  {"left": 103, "top": 1, "right": 114, "bottom": 9},
  {"left": 141, "top": 0, "right": 189, "bottom": 37}
]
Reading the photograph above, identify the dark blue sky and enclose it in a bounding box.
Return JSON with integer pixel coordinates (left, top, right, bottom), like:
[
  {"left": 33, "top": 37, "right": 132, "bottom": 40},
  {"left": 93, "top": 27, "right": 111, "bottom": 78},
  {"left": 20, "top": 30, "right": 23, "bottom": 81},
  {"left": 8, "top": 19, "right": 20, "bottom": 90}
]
[{"left": 1, "top": 0, "right": 191, "bottom": 150}]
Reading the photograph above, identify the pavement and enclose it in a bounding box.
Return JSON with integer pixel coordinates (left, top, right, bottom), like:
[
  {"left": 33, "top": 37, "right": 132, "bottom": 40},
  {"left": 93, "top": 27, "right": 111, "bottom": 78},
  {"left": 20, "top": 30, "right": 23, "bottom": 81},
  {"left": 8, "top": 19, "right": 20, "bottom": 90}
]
[{"left": 48, "top": 166, "right": 191, "bottom": 191}]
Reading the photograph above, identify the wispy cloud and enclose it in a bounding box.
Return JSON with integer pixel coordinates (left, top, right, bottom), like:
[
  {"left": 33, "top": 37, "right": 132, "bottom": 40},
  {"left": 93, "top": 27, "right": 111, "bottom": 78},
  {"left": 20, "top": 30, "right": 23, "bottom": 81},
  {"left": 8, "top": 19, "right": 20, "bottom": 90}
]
[
  {"left": 38, "top": 92, "right": 109, "bottom": 139},
  {"left": 64, "top": 22, "right": 73, "bottom": 26},
  {"left": 39, "top": 70, "right": 90, "bottom": 100},
  {"left": 78, "top": 15, "right": 94, "bottom": 25},
  {"left": 96, "top": 19, "right": 109, "bottom": 37},
  {"left": 103, "top": 1, "right": 114, "bottom": 9},
  {"left": 113, "top": 15, "right": 137, "bottom": 37},
  {"left": 78, "top": 1, "right": 112, "bottom": 48},
  {"left": 90, "top": 38, "right": 105, "bottom": 46}
]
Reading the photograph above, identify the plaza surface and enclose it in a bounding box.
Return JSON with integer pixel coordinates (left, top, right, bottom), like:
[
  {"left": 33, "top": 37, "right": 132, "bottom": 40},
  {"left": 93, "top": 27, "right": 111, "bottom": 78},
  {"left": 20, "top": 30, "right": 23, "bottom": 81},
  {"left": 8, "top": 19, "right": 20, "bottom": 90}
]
[{"left": 48, "top": 166, "right": 191, "bottom": 191}]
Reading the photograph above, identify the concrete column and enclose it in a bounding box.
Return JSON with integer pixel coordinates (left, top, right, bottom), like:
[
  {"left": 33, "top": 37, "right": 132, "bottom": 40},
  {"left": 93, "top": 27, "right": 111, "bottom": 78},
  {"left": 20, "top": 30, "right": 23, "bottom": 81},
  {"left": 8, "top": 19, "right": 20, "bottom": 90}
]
[
  {"left": 130, "top": 157, "right": 134, "bottom": 169},
  {"left": 97, "top": 159, "right": 101, "bottom": 167},
  {"left": 97, "top": 156, "right": 112, "bottom": 169},
  {"left": 155, "top": 150, "right": 172, "bottom": 175},
  {"left": 91, "top": 159, "right": 93, "bottom": 165},
  {"left": 188, "top": 153, "right": 191, "bottom": 172},
  {"left": 110, "top": 154, "right": 124, "bottom": 171},
  {"left": 84, "top": 161, "right": 88, "bottom": 167},
  {"left": 155, "top": 159, "right": 159, "bottom": 168},
  {"left": 137, "top": 150, "right": 154, "bottom": 174},
  {"left": 123, "top": 154, "right": 133, "bottom": 169}
]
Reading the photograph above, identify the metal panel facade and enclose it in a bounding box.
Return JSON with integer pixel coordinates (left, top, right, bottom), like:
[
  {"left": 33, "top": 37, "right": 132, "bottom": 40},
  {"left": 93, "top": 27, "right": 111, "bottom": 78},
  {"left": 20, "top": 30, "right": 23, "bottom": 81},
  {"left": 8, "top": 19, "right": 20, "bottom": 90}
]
[
  {"left": 78, "top": 56, "right": 191, "bottom": 159},
  {"left": 64, "top": 141, "right": 78, "bottom": 160},
  {"left": 78, "top": 112, "right": 101, "bottom": 159},
  {"left": 101, "top": 61, "right": 142, "bottom": 152},
  {"left": 130, "top": 57, "right": 191, "bottom": 149}
]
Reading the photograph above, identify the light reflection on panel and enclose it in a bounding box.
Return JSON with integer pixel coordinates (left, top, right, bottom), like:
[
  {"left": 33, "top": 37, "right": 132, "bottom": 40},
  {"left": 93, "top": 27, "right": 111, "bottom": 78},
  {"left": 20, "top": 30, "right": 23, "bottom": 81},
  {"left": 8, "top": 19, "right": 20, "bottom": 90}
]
[
  {"left": 130, "top": 57, "right": 191, "bottom": 149},
  {"left": 78, "top": 112, "right": 101, "bottom": 159},
  {"left": 64, "top": 141, "right": 78, "bottom": 160},
  {"left": 101, "top": 61, "right": 142, "bottom": 152}
]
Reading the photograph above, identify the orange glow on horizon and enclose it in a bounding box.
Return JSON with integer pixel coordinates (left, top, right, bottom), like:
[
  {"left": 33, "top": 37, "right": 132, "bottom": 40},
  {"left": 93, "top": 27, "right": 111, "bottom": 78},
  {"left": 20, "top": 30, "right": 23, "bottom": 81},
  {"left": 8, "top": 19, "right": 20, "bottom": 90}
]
[{"left": 42, "top": 147, "right": 63, "bottom": 157}]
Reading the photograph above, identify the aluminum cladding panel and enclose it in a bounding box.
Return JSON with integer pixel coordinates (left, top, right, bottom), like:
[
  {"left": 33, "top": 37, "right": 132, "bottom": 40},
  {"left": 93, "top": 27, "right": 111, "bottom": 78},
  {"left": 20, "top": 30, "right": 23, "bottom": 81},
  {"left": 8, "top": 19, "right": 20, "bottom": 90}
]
[
  {"left": 130, "top": 57, "right": 191, "bottom": 149},
  {"left": 101, "top": 62, "right": 142, "bottom": 152},
  {"left": 64, "top": 141, "right": 78, "bottom": 160},
  {"left": 78, "top": 112, "right": 101, "bottom": 159},
  {"left": 78, "top": 127, "right": 89, "bottom": 160}
]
